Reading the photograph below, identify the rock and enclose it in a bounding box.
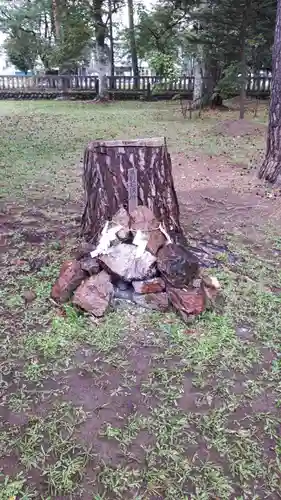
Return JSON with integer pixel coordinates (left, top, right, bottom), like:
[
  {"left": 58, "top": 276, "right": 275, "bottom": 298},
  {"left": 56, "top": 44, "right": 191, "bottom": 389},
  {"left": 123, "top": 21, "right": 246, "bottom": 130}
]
[
  {"left": 73, "top": 271, "right": 114, "bottom": 317},
  {"left": 146, "top": 229, "right": 166, "bottom": 255},
  {"left": 168, "top": 286, "right": 205, "bottom": 321},
  {"left": 130, "top": 205, "right": 165, "bottom": 255},
  {"left": 130, "top": 205, "right": 158, "bottom": 233},
  {"left": 23, "top": 290, "right": 37, "bottom": 304},
  {"left": 115, "top": 279, "right": 130, "bottom": 291},
  {"left": 157, "top": 244, "right": 199, "bottom": 288},
  {"left": 98, "top": 243, "right": 156, "bottom": 282},
  {"left": 192, "top": 278, "right": 202, "bottom": 289},
  {"left": 132, "top": 277, "right": 165, "bottom": 294},
  {"left": 80, "top": 256, "right": 100, "bottom": 275},
  {"left": 74, "top": 242, "right": 95, "bottom": 260},
  {"left": 202, "top": 275, "right": 221, "bottom": 290},
  {"left": 51, "top": 260, "right": 86, "bottom": 303},
  {"left": 29, "top": 256, "right": 49, "bottom": 272},
  {"left": 133, "top": 292, "right": 169, "bottom": 311},
  {"left": 112, "top": 207, "right": 131, "bottom": 241},
  {"left": 201, "top": 275, "right": 221, "bottom": 308},
  {"left": 113, "top": 287, "right": 134, "bottom": 301},
  {"left": 202, "top": 284, "right": 221, "bottom": 309}
]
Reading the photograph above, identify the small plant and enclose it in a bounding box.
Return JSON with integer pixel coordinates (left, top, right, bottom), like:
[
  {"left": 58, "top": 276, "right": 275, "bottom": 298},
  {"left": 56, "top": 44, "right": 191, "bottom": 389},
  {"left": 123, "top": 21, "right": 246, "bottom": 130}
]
[{"left": 0, "top": 472, "right": 34, "bottom": 500}]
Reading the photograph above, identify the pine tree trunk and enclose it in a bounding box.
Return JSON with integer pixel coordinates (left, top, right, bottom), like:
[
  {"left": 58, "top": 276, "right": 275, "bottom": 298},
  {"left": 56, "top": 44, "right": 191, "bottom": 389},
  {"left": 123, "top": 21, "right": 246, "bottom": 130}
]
[
  {"left": 93, "top": 2, "right": 108, "bottom": 99},
  {"left": 193, "top": 54, "right": 204, "bottom": 104},
  {"left": 81, "top": 138, "right": 182, "bottom": 243},
  {"left": 127, "top": 0, "right": 139, "bottom": 85},
  {"left": 259, "top": 0, "right": 281, "bottom": 184},
  {"left": 52, "top": 0, "right": 60, "bottom": 40},
  {"left": 239, "top": 12, "right": 248, "bottom": 120},
  {"left": 108, "top": 0, "right": 115, "bottom": 83},
  {"left": 96, "top": 45, "right": 108, "bottom": 98}
]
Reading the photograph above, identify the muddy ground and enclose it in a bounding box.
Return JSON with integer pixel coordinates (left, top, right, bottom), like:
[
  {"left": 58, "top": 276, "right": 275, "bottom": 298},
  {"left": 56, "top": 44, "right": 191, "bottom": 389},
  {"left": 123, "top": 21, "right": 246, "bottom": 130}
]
[{"left": 1, "top": 101, "right": 281, "bottom": 499}]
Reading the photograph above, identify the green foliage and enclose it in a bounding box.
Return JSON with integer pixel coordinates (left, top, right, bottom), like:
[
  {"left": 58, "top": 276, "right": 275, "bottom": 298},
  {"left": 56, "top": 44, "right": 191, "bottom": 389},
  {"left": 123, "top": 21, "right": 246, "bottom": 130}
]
[
  {"left": 217, "top": 63, "right": 242, "bottom": 98},
  {"left": 149, "top": 53, "right": 177, "bottom": 77},
  {"left": 4, "top": 31, "right": 38, "bottom": 73},
  {"left": 119, "top": 2, "right": 186, "bottom": 66},
  {"left": 0, "top": 0, "right": 93, "bottom": 71},
  {"left": 48, "top": 3, "right": 93, "bottom": 70},
  {"left": 188, "top": 0, "right": 276, "bottom": 75}
]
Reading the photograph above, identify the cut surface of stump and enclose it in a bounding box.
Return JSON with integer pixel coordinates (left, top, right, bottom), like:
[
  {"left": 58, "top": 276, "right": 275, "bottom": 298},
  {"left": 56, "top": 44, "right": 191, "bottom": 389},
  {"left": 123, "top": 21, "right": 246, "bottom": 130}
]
[{"left": 81, "top": 137, "right": 182, "bottom": 243}]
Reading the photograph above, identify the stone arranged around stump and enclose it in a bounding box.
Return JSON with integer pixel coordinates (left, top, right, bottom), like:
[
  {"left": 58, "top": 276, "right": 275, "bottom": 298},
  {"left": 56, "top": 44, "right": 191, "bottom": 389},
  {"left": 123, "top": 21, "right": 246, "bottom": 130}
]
[{"left": 51, "top": 205, "right": 221, "bottom": 321}]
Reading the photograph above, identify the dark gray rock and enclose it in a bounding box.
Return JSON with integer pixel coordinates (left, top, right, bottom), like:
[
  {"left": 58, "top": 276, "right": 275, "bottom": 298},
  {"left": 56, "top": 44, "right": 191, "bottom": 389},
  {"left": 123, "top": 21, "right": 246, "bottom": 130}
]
[
  {"left": 80, "top": 256, "right": 100, "bottom": 275},
  {"left": 157, "top": 243, "right": 199, "bottom": 288}
]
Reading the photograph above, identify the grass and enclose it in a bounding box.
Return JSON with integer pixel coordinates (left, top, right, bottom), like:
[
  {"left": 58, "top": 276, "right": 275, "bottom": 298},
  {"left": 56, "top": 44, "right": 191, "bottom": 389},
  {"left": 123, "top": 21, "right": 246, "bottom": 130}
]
[{"left": 1, "top": 99, "right": 281, "bottom": 499}]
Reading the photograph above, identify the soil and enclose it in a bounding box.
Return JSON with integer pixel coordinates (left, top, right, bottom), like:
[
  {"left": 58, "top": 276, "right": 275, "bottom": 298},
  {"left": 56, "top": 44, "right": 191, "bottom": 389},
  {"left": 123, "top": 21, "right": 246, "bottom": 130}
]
[
  {"left": 215, "top": 118, "right": 267, "bottom": 137},
  {"left": 173, "top": 152, "right": 281, "bottom": 237}
]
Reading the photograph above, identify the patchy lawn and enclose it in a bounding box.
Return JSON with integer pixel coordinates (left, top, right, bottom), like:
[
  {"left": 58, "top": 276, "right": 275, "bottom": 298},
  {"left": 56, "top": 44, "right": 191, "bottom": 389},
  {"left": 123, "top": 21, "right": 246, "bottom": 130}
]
[{"left": 1, "top": 99, "right": 281, "bottom": 499}]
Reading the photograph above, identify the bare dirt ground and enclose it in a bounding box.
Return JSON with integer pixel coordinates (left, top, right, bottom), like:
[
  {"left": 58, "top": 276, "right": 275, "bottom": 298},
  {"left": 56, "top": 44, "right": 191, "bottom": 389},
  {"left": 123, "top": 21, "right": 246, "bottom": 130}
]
[{"left": 1, "top": 101, "right": 281, "bottom": 499}]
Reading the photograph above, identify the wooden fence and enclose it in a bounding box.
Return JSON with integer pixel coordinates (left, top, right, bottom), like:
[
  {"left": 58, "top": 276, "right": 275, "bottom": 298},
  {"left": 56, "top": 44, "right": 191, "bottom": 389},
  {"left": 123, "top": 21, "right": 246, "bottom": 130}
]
[{"left": 0, "top": 74, "right": 272, "bottom": 98}]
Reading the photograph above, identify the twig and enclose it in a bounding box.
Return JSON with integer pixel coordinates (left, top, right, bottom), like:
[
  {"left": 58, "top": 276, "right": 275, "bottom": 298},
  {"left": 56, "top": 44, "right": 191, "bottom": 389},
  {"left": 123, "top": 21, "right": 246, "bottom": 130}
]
[{"left": 200, "top": 195, "right": 227, "bottom": 205}]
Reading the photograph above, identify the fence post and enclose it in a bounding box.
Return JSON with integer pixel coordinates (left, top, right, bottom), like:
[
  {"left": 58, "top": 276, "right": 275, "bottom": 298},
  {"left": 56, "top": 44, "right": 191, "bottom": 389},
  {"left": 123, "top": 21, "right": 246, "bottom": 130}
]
[
  {"left": 147, "top": 80, "right": 151, "bottom": 100},
  {"left": 95, "top": 78, "right": 99, "bottom": 96}
]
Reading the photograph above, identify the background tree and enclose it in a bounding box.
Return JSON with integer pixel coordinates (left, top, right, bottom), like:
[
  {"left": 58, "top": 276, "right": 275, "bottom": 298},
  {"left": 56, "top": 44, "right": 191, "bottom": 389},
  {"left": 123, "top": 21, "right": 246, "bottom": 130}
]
[
  {"left": 4, "top": 29, "right": 38, "bottom": 74},
  {"left": 82, "top": 0, "right": 124, "bottom": 97},
  {"left": 259, "top": 0, "right": 281, "bottom": 183},
  {"left": 127, "top": 0, "right": 138, "bottom": 79},
  {"left": 0, "top": 0, "right": 93, "bottom": 72},
  {"left": 191, "top": 0, "right": 276, "bottom": 109}
]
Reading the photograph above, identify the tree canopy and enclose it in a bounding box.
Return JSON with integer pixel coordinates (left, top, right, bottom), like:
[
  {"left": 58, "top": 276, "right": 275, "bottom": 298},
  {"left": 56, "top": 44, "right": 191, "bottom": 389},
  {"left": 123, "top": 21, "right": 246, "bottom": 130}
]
[{"left": 0, "top": 0, "right": 276, "bottom": 88}]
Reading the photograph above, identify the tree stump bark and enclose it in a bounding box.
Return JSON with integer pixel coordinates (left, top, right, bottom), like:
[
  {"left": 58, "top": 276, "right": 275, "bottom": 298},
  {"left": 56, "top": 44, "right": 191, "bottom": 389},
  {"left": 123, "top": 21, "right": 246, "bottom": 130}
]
[{"left": 81, "top": 137, "right": 182, "bottom": 243}]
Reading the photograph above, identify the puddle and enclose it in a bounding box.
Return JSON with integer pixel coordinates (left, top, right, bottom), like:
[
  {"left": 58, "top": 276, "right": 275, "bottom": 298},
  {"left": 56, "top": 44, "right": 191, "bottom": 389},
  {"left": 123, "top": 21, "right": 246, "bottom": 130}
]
[{"left": 189, "top": 239, "right": 238, "bottom": 268}]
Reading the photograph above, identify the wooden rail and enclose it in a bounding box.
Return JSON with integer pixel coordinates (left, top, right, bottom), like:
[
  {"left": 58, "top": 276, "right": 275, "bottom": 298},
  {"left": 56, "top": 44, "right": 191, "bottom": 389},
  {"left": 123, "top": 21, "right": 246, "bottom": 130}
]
[{"left": 0, "top": 75, "right": 272, "bottom": 97}]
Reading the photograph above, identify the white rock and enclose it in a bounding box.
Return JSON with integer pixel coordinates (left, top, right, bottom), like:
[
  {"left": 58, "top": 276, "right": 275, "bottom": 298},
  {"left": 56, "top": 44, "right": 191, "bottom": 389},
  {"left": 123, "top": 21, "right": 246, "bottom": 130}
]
[{"left": 99, "top": 243, "right": 156, "bottom": 281}]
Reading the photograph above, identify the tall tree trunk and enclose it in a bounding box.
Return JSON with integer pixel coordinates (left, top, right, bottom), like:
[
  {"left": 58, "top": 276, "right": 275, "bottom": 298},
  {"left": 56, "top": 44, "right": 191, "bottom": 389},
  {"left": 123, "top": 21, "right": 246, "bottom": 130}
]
[
  {"left": 52, "top": 0, "right": 60, "bottom": 40},
  {"left": 127, "top": 0, "right": 139, "bottom": 84},
  {"left": 108, "top": 0, "right": 115, "bottom": 85},
  {"left": 239, "top": 18, "right": 247, "bottom": 119},
  {"left": 259, "top": 0, "right": 281, "bottom": 184},
  {"left": 239, "top": 0, "right": 252, "bottom": 119},
  {"left": 193, "top": 46, "right": 204, "bottom": 104},
  {"left": 93, "top": 1, "right": 108, "bottom": 98}
]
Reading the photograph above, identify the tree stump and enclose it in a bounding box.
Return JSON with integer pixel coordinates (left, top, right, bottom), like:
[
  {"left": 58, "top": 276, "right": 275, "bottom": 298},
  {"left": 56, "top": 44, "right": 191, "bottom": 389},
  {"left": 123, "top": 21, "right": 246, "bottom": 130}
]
[{"left": 81, "top": 137, "right": 183, "bottom": 243}]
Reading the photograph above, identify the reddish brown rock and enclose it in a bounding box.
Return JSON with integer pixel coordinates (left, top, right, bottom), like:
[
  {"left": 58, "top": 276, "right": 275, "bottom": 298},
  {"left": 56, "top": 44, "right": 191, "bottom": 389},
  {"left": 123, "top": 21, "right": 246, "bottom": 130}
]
[
  {"left": 133, "top": 292, "right": 169, "bottom": 311},
  {"left": 130, "top": 205, "right": 158, "bottom": 232},
  {"left": 80, "top": 256, "right": 100, "bottom": 275},
  {"left": 73, "top": 271, "right": 114, "bottom": 317},
  {"left": 132, "top": 277, "right": 165, "bottom": 294},
  {"left": 146, "top": 229, "right": 166, "bottom": 255},
  {"left": 112, "top": 207, "right": 131, "bottom": 241},
  {"left": 168, "top": 286, "right": 205, "bottom": 321},
  {"left": 98, "top": 243, "right": 156, "bottom": 281},
  {"left": 157, "top": 244, "right": 199, "bottom": 288},
  {"left": 51, "top": 260, "right": 86, "bottom": 303}
]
